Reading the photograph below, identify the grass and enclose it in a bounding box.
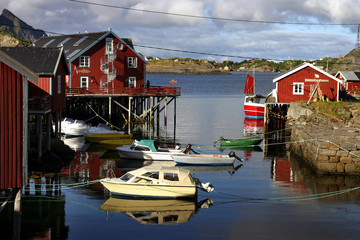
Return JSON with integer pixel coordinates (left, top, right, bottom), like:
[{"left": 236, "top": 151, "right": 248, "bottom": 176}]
[{"left": 303, "top": 101, "right": 360, "bottom": 120}]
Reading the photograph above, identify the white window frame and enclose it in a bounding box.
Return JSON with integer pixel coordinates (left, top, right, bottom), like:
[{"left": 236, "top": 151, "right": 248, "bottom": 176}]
[
  {"left": 106, "top": 38, "right": 114, "bottom": 54},
  {"left": 79, "top": 56, "right": 90, "bottom": 67},
  {"left": 80, "top": 76, "right": 89, "bottom": 88},
  {"left": 57, "top": 75, "right": 61, "bottom": 94},
  {"left": 293, "top": 82, "right": 304, "bottom": 95},
  {"left": 128, "top": 57, "right": 138, "bottom": 68},
  {"left": 129, "top": 77, "right": 136, "bottom": 88}
]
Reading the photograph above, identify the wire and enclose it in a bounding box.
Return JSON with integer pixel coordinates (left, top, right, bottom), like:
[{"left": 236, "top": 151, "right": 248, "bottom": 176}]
[{"left": 69, "top": 0, "right": 359, "bottom": 26}]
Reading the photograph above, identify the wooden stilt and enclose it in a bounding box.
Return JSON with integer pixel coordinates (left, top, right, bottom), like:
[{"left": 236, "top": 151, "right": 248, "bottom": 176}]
[{"left": 46, "top": 113, "right": 51, "bottom": 151}]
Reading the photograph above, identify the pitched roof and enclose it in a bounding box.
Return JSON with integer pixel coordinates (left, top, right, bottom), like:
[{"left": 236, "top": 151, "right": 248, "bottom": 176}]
[
  {"left": 0, "top": 47, "right": 68, "bottom": 76},
  {"left": 273, "top": 62, "right": 342, "bottom": 84},
  {"left": 0, "top": 48, "right": 38, "bottom": 82},
  {"left": 335, "top": 71, "right": 360, "bottom": 82},
  {"left": 33, "top": 30, "right": 147, "bottom": 64}
]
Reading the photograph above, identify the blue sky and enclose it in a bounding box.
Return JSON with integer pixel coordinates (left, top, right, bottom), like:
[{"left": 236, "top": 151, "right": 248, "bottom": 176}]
[{"left": 2, "top": 0, "right": 360, "bottom": 62}]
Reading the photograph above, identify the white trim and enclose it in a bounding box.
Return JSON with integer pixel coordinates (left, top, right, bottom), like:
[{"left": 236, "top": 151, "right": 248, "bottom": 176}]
[
  {"left": 80, "top": 76, "right": 89, "bottom": 88},
  {"left": 293, "top": 82, "right": 304, "bottom": 95},
  {"left": 129, "top": 76, "right": 136, "bottom": 88},
  {"left": 79, "top": 56, "right": 90, "bottom": 67}
]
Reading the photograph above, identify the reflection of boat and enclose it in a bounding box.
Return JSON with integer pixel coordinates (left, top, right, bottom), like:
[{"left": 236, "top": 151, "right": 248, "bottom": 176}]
[
  {"left": 99, "top": 197, "right": 213, "bottom": 225},
  {"left": 219, "top": 145, "right": 263, "bottom": 152},
  {"left": 116, "top": 139, "right": 184, "bottom": 161},
  {"left": 244, "top": 73, "right": 265, "bottom": 119},
  {"left": 86, "top": 132, "right": 133, "bottom": 143},
  {"left": 243, "top": 118, "right": 264, "bottom": 137},
  {"left": 177, "top": 164, "right": 243, "bottom": 175},
  {"left": 218, "top": 137, "right": 263, "bottom": 147},
  {"left": 173, "top": 151, "right": 242, "bottom": 166},
  {"left": 100, "top": 166, "right": 214, "bottom": 198},
  {"left": 62, "top": 136, "right": 86, "bottom": 152},
  {"left": 99, "top": 139, "right": 135, "bottom": 151}
]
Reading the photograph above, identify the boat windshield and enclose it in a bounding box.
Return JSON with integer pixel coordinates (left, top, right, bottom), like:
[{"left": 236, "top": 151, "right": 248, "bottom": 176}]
[
  {"left": 120, "top": 173, "right": 134, "bottom": 181},
  {"left": 142, "top": 171, "right": 159, "bottom": 179}
]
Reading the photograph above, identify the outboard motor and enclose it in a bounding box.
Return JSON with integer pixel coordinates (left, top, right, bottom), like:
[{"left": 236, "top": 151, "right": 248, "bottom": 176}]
[
  {"left": 183, "top": 144, "right": 192, "bottom": 154},
  {"left": 229, "top": 151, "right": 243, "bottom": 162}
]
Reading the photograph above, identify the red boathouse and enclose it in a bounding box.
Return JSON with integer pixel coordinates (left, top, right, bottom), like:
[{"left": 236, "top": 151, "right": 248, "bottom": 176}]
[{"left": 272, "top": 63, "right": 342, "bottom": 103}]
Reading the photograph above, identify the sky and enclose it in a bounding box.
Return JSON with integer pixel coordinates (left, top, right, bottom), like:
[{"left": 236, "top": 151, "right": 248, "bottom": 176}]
[{"left": 2, "top": 0, "right": 360, "bottom": 62}]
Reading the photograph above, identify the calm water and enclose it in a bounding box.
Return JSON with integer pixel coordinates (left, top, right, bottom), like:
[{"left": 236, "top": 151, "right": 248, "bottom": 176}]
[{"left": 2, "top": 72, "right": 360, "bottom": 240}]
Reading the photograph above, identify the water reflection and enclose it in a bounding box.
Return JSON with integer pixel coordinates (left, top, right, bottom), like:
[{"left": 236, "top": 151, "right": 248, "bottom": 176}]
[{"left": 99, "top": 197, "right": 213, "bottom": 225}]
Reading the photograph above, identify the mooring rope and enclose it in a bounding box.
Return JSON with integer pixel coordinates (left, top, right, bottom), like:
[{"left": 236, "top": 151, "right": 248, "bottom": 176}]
[{"left": 85, "top": 103, "right": 123, "bottom": 131}]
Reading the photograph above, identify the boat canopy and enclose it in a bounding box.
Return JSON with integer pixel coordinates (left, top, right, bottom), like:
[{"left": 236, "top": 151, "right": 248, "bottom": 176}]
[
  {"left": 131, "top": 139, "right": 158, "bottom": 152},
  {"left": 126, "top": 167, "right": 195, "bottom": 185}
]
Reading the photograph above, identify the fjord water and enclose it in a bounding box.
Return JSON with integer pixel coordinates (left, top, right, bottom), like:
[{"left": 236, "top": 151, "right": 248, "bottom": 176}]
[{"left": 2, "top": 72, "right": 360, "bottom": 240}]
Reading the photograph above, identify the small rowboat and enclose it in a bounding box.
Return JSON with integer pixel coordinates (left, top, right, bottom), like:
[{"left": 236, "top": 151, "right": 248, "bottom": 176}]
[
  {"left": 173, "top": 151, "right": 242, "bottom": 166},
  {"left": 100, "top": 139, "right": 135, "bottom": 151},
  {"left": 86, "top": 132, "right": 133, "bottom": 143},
  {"left": 218, "top": 137, "right": 263, "bottom": 147}
]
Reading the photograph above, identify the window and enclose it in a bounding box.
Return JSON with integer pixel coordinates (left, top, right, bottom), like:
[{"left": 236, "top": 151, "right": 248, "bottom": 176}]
[
  {"left": 293, "top": 82, "right": 304, "bottom": 95},
  {"left": 128, "top": 57, "right": 138, "bottom": 68},
  {"left": 74, "top": 36, "right": 88, "bottom": 46},
  {"left": 57, "top": 37, "right": 71, "bottom": 47},
  {"left": 106, "top": 38, "right": 114, "bottom": 54},
  {"left": 79, "top": 56, "right": 90, "bottom": 67},
  {"left": 80, "top": 76, "right": 89, "bottom": 88},
  {"left": 43, "top": 39, "right": 55, "bottom": 47},
  {"left": 57, "top": 75, "right": 61, "bottom": 94},
  {"left": 129, "top": 77, "right": 136, "bottom": 88}
]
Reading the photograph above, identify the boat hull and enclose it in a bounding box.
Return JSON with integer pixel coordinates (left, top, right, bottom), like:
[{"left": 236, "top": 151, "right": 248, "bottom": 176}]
[
  {"left": 244, "top": 104, "right": 265, "bottom": 119},
  {"left": 220, "top": 138, "right": 263, "bottom": 147},
  {"left": 117, "top": 145, "right": 183, "bottom": 161},
  {"left": 86, "top": 132, "right": 133, "bottom": 143},
  {"left": 173, "top": 155, "right": 235, "bottom": 166},
  {"left": 101, "top": 179, "right": 196, "bottom": 198}
]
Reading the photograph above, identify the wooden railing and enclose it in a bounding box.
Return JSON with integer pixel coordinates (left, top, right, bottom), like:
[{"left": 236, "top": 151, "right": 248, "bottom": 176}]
[
  {"left": 66, "top": 86, "right": 181, "bottom": 96},
  {"left": 28, "top": 95, "right": 51, "bottom": 112}
]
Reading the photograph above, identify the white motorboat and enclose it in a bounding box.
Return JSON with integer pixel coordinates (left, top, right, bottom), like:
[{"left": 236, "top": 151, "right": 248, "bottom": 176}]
[
  {"left": 100, "top": 166, "right": 214, "bottom": 198},
  {"left": 63, "top": 119, "right": 91, "bottom": 137},
  {"left": 173, "top": 151, "right": 243, "bottom": 166},
  {"left": 116, "top": 139, "right": 185, "bottom": 161}
]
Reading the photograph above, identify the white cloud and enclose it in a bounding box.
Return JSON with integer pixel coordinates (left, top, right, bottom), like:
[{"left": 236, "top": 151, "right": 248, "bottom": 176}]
[{"left": 1, "top": 0, "right": 359, "bottom": 60}]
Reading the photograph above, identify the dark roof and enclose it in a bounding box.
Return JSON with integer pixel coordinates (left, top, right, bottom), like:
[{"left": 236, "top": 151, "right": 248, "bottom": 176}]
[
  {"left": 33, "top": 31, "right": 146, "bottom": 63},
  {"left": 0, "top": 47, "right": 67, "bottom": 76}
]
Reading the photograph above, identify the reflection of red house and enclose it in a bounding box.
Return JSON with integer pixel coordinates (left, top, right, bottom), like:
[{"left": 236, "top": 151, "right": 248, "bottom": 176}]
[
  {"left": 335, "top": 71, "right": 360, "bottom": 96},
  {"left": 272, "top": 158, "right": 305, "bottom": 189},
  {"left": 0, "top": 47, "right": 68, "bottom": 190},
  {"left": 273, "top": 63, "right": 342, "bottom": 103}
]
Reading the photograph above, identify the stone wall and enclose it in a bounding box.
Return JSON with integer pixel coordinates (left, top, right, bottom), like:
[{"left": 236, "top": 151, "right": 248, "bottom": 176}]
[{"left": 287, "top": 103, "right": 360, "bottom": 175}]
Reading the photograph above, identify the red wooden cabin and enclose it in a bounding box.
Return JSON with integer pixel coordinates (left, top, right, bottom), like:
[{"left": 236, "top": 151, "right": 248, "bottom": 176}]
[
  {"left": 335, "top": 71, "right": 360, "bottom": 97},
  {"left": 272, "top": 63, "right": 342, "bottom": 103},
  {"left": 0, "top": 47, "right": 69, "bottom": 190}
]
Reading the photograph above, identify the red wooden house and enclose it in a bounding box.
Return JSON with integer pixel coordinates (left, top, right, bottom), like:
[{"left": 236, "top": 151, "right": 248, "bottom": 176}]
[
  {"left": 335, "top": 71, "right": 360, "bottom": 97},
  {"left": 0, "top": 47, "right": 69, "bottom": 190},
  {"left": 34, "top": 30, "right": 148, "bottom": 95},
  {"left": 272, "top": 63, "right": 342, "bottom": 103}
]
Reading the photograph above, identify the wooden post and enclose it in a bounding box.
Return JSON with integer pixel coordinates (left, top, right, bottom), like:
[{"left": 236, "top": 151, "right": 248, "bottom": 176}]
[
  {"left": 174, "top": 97, "right": 177, "bottom": 141},
  {"left": 128, "top": 97, "right": 132, "bottom": 133},
  {"left": 109, "top": 96, "right": 112, "bottom": 123},
  {"left": 36, "top": 115, "right": 42, "bottom": 159},
  {"left": 46, "top": 113, "right": 51, "bottom": 151},
  {"left": 164, "top": 97, "right": 168, "bottom": 138}
]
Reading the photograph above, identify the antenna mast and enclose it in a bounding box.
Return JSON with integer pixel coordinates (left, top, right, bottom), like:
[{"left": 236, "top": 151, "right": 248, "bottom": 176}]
[{"left": 356, "top": 24, "right": 360, "bottom": 48}]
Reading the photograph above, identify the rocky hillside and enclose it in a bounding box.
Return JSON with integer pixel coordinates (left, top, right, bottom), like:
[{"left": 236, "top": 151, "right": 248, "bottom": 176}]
[
  {"left": 331, "top": 48, "right": 360, "bottom": 73},
  {"left": 146, "top": 58, "right": 230, "bottom": 75},
  {"left": 0, "top": 9, "right": 46, "bottom": 42}
]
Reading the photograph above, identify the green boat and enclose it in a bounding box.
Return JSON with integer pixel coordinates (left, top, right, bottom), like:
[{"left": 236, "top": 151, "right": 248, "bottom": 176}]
[{"left": 218, "top": 137, "right": 263, "bottom": 147}]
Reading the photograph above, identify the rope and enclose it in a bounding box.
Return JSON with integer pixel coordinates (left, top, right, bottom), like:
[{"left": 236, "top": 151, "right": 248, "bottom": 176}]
[{"left": 85, "top": 103, "right": 123, "bottom": 131}]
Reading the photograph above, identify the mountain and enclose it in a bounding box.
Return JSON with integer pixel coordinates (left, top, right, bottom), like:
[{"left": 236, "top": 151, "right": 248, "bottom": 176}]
[{"left": 0, "top": 9, "right": 46, "bottom": 42}]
